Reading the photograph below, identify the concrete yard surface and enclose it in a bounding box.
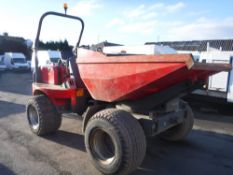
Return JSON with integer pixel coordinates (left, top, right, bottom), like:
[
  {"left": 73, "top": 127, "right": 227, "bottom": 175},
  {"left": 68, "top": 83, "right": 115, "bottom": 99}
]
[{"left": 0, "top": 72, "right": 233, "bottom": 175}]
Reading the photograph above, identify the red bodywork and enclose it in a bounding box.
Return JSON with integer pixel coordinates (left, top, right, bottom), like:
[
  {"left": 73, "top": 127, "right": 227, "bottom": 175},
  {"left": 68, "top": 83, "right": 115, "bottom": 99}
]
[
  {"left": 40, "top": 66, "right": 67, "bottom": 84},
  {"left": 33, "top": 49, "right": 231, "bottom": 108},
  {"left": 33, "top": 65, "right": 84, "bottom": 108},
  {"left": 77, "top": 49, "right": 231, "bottom": 102}
]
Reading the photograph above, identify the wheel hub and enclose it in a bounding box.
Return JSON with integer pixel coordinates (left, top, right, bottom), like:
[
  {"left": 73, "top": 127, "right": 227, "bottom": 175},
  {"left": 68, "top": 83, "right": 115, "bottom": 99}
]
[
  {"left": 90, "top": 128, "right": 115, "bottom": 165},
  {"left": 28, "top": 105, "right": 39, "bottom": 130}
]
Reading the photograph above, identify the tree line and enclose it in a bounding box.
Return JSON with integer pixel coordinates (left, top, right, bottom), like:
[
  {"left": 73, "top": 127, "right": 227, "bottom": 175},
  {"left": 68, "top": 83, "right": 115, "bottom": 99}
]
[
  {"left": 38, "top": 40, "right": 73, "bottom": 51},
  {"left": 0, "top": 34, "right": 72, "bottom": 60},
  {"left": 0, "top": 37, "right": 31, "bottom": 59}
]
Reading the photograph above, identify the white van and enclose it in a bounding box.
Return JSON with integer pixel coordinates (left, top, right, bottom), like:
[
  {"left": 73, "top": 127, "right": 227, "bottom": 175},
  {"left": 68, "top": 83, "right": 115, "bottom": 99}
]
[
  {"left": 31, "top": 50, "right": 62, "bottom": 70},
  {"left": 3, "top": 52, "right": 30, "bottom": 71},
  {"left": 191, "top": 51, "right": 233, "bottom": 103},
  {"left": 0, "top": 55, "right": 7, "bottom": 71}
]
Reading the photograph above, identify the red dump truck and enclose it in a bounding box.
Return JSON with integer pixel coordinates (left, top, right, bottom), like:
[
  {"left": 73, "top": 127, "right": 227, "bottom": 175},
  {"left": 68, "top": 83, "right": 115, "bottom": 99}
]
[{"left": 26, "top": 12, "right": 231, "bottom": 175}]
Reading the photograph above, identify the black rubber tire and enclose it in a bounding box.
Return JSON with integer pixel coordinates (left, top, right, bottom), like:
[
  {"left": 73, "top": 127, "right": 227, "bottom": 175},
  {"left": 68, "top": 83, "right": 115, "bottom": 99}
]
[
  {"left": 85, "top": 109, "right": 146, "bottom": 175},
  {"left": 26, "top": 95, "right": 61, "bottom": 136},
  {"left": 160, "top": 101, "right": 194, "bottom": 141}
]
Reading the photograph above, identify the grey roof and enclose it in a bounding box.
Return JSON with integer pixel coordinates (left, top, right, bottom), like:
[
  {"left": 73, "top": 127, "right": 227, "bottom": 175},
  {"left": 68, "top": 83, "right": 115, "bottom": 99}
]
[
  {"left": 145, "top": 39, "right": 233, "bottom": 51},
  {"left": 94, "top": 41, "right": 123, "bottom": 47},
  {"left": 90, "top": 41, "right": 123, "bottom": 51}
]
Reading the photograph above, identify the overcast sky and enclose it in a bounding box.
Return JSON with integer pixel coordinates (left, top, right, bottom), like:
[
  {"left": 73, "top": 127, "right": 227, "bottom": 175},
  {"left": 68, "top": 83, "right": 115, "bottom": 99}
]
[{"left": 0, "top": 0, "right": 233, "bottom": 45}]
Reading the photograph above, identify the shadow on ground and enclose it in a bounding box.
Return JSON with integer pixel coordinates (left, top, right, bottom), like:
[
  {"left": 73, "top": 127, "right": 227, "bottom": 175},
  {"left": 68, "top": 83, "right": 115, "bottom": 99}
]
[
  {"left": 41, "top": 128, "right": 233, "bottom": 175},
  {"left": 194, "top": 110, "right": 233, "bottom": 124},
  {"left": 0, "top": 164, "right": 17, "bottom": 175},
  {"left": 184, "top": 94, "right": 233, "bottom": 116},
  {"left": 44, "top": 130, "right": 86, "bottom": 152},
  {"left": 0, "top": 101, "right": 25, "bottom": 118},
  {"left": 133, "top": 129, "right": 233, "bottom": 175}
]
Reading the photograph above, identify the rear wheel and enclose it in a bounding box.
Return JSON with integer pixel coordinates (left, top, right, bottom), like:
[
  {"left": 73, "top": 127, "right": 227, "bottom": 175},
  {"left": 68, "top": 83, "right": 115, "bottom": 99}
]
[
  {"left": 85, "top": 109, "right": 146, "bottom": 175},
  {"left": 160, "top": 101, "right": 194, "bottom": 141},
  {"left": 26, "top": 95, "right": 61, "bottom": 136}
]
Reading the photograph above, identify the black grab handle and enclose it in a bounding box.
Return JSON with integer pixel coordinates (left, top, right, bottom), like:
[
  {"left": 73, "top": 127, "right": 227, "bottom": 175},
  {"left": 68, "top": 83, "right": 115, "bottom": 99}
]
[{"left": 34, "top": 11, "right": 84, "bottom": 83}]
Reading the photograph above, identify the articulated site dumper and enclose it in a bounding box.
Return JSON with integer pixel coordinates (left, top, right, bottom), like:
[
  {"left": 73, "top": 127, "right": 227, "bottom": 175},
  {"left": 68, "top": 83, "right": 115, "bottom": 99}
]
[{"left": 26, "top": 12, "right": 232, "bottom": 175}]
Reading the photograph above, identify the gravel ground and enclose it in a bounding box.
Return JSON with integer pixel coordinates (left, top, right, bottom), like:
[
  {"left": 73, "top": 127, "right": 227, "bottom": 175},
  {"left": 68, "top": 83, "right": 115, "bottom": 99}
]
[{"left": 0, "top": 72, "right": 233, "bottom": 175}]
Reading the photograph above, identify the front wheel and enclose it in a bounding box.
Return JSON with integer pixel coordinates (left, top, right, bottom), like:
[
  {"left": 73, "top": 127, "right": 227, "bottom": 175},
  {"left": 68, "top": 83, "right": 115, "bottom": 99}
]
[
  {"left": 26, "top": 95, "right": 61, "bottom": 136},
  {"left": 85, "top": 109, "right": 146, "bottom": 175}
]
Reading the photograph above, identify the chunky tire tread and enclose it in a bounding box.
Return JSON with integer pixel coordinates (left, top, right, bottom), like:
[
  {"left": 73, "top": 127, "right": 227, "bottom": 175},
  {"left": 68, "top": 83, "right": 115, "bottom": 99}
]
[
  {"left": 27, "top": 95, "right": 61, "bottom": 136},
  {"left": 160, "top": 101, "right": 194, "bottom": 141},
  {"left": 85, "top": 109, "right": 146, "bottom": 175}
]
